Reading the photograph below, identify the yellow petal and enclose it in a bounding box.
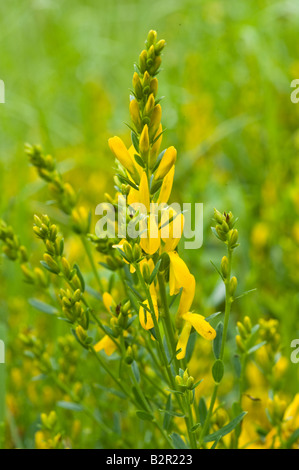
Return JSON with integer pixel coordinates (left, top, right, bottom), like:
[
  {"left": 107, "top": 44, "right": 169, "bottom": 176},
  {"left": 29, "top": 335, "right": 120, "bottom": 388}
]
[
  {"left": 139, "top": 287, "right": 159, "bottom": 330},
  {"left": 176, "top": 322, "right": 192, "bottom": 359},
  {"left": 140, "top": 214, "right": 160, "bottom": 255},
  {"left": 139, "top": 171, "right": 150, "bottom": 212},
  {"left": 103, "top": 292, "right": 113, "bottom": 313},
  {"left": 94, "top": 335, "right": 118, "bottom": 356},
  {"left": 168, "top": 251, "right": 193, "bottom": 295},
  {"left": 177, "top": 275, "right": 196, "bottom": 316},
  {"left": 154, "top": 146, "right": 177, "bottom": 180},
  {"left": 157, "top": 165, "right": 175, "bottom": 204},
  {"left": 162, "top": 209, "right": 184, "bottom": 253},
  {"left": 182, "top": 313, "right": 216, "bottom": 341},
  {"left": 108, "top": 136, "right": 137, "bottom": 177}
]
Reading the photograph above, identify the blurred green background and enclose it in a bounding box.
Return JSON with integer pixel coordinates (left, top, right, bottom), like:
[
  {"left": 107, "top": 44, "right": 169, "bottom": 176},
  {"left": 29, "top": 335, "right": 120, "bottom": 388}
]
[{"left": 1, "top": 0, "right": 299, "bottom": 448}]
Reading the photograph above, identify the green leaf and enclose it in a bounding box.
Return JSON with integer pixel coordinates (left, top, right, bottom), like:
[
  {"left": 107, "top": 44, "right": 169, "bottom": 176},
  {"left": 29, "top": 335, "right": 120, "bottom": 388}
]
[
  {"left": 132, "top": 386, "right": 147, "bottom": 411},
  {"left": 159, "top": 409, "right": 185, "bottom": 418},
  {"left": 148, "top": 259, "right": 161, "bottom": 285},
  {"left": 170, "top": 433, "right": 188, "bottom": 449},
  {"left": 190, "top": 423, "right": 201, "bottom": 432},
  {"left": 185, "top": 331, "right": 197, "bottom": 363},
  {"left": 213, "top": 321, "right": 223, "bottom": 359},
  {"left": 198, "top": 398, "right": 207, "bottom": 426},
  {"left": 203, "top": 412, "right": 247, "bottom": 443},
  {"left": 210, "top": 258, "right": 224, "bottom": 279},
  {"left": 136, "top": 410, "right": 154, "bottom": 421},
  {"left": 163, "top": 395, "right": 172, "bottom": 431},
  {"left": 134, "top": 153, "right": 145, "bottom": 168},
  {"left": 205, "top": 311, "right": 222, "bottom": 323},
  {"left": 233, "top": 354, "right": 242, "bottom": 378},
  {"left": 29, "top": 298, "right": 58, "bottom": 315},
  {"left": 286, "top": 428, "right": 299, "bottom": 448},
  {"left": 73, "top": 263, "right": 85, "bottom": 292},
  {"left": 57, "top": 401, "right": 83, "bottom": 411},
  {"left": 212, "top": 359, "right": 224, "bottom": 383},
  {"left": 131, "top": 131, "right": 139, "bottom": 152},
  {"left": 247, "top": 341, "right": 266, "bottom": 355},
  {"left": 131, "top": 361, "right": 140, "bottom": 383}
]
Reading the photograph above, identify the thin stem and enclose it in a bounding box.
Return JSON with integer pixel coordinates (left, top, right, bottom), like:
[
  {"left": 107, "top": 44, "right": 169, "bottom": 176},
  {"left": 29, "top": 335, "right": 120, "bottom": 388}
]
[
  {"left": 81, "top": 236, "right": 104, "bottom": 293},
  {"left": 199, "top": 247, "right": 233, "bottom": 446}
]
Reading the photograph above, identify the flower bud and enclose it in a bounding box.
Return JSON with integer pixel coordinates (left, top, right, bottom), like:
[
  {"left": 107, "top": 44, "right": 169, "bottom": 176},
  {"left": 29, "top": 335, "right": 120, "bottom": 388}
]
[
  {"left": 139, "top": 124, "right": 150, "bottom": 156},
  {"left": 229, "top": 276, "right": 238, "bottom": 296},
  {"left": 221, "top": 256, "right": 229, "bottom": 279}
]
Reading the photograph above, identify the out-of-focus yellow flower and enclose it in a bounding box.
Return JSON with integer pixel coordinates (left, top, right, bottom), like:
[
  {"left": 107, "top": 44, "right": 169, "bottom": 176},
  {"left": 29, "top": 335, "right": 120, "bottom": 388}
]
[
  {"left": 251, "top": 222, "right": 269, "bottom": 249},
  {"left": 94, "top": 335, "right": 117, "bottom": 356}
]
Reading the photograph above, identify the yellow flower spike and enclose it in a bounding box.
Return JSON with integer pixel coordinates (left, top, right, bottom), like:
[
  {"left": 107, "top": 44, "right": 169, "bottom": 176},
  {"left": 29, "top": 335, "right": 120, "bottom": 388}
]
[
  {"left": 108, "top": 136, "right": 139, "bottom": 181},
  {"left": 94, "top": 335, "right": 117, "bottom": 356},
  {"left": 182, "top": 313, "right": 216, "bottom": 341},
  {"left": 154, "top": 146, "right": 177, "bottom": 180},
  {"left": 157, "top": 165, "right": 175, "bottom": 204},
  {"left": 103, "top": 292, "right": 113, "bottom": 313},
  {"left": 140, "top": 214, "right": 160, "bottom": 255},
  {"left": 176, "top": 322, "right": 192, "bottom": 360},
  {"left": 139, "top": 283, "right": 159, "bottom": 330}
]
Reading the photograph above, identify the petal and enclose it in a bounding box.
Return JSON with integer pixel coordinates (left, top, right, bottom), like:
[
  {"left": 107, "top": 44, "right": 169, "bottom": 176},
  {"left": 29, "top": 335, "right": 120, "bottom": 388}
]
[
  {"left": 154, "top": 146, "right": 177, "bottom": 180},
  {"left": 176, "top": 322, "right": 192, "bottom": 359},
  {"left": 139, "top": 171, "right": 150, "bottom": 212},
  {"left": 182, "top": 313, "right": 216, "bottom": 341},
  {"left": 157, "top": 165, "right": 175, "bottom": 204},
  {"left": 178, "top": 275, "right": 196, "bottom": 316},
  {"left": 140, "top": 214, "right": 160, "bottom": 255},
  {"left": 103, "top": 292, "right": 113, "bottom": 313},
  {"left": 168, "top": 252, "right": 193, "bottom": 294},
  {"left": 139, "top": 292, "right": 159, "bottom": 331},
  {"left": 108, "top": 136, "right": 137, "bottom": 177},
  {"left": 94, "top": 335, "right": 118, "bottom": 356}
]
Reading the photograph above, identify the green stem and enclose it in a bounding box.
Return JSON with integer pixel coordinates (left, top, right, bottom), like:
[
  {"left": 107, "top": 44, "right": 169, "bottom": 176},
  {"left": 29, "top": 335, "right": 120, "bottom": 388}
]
[
  {"left": 81, "top": 236, "right": 103, "bottom": 293},
  {"left": 199, "top": 247, "right": 233, "bottom": 447}
]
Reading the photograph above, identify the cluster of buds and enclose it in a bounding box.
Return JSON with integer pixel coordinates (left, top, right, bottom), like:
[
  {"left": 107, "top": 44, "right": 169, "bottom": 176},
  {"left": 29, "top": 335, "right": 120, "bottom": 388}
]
[
  {"left": 236, "top": 316, "right": 253, "bottom": 353},
  {"left": 130, "top": 30, "right": 166, "bottom": 170},
  {"left": 267, "top": 395, "right": 287, "bottom": 425},
  {"left": 0, "top": 219, "right": 28, "bottom": 262},
  {"left": 36, "top": 411, "right": 63, "bottom": 449},
  {"left": 34, "top": 214, "right": 84, "bottom": 291},
  {"left": 59, "top": 287, "right": 88, "bottom": 328},
  {"left": 108, "top": 299, "right": 132, "bottom": 336},
  {"left": 121, "top": 240, "right": 142, "bottom": 264},
  {"left": 214, "top": 209, "right": 239, "bottom": 249},
  {"left": 255, "top": 318, "right": 281, "bottom": 371},
  {"left": 19, "top": 331, "right": 52, "bottom": 374},
  {"left": 25, "top": 144, "right": 77, "bottom": 215},
  {"left": 125, "top": 344, "right": 138, "bottom": 365},
  {"left": 220, "top": 255, "right": 238, "bottom": 295},
  {"left": 175, "top": 368, "right": 195, "bottom": 403},
  {"left": 57, "top": 335, "right": 80, "bottom": 383}
]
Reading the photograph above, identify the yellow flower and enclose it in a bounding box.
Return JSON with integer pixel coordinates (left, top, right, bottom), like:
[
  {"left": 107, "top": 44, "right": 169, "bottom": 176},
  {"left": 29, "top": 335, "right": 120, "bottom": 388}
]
[
  {"left": 94, "top": 335, "right": 117, "bottom": 356},
  {"left": 108, "top": 136, "right": 139, "bottom": 180},
  {"left": 139, "top": 283, "right": 159, "bottom": 330},
  {"left": 157, "top": 165, "right": 175, "bottom": 204},
  {"left": 94, "top": 291, "right": 118, "bottom": 356},
  {"left": 176, "top": 313, "right": 216, "bottom": 359},
  {"left": 154, "top": 146, "right": 177, "bottom": 180},
  {"left": 167, "top": 252, "right": 216, "bottom": 359}
]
